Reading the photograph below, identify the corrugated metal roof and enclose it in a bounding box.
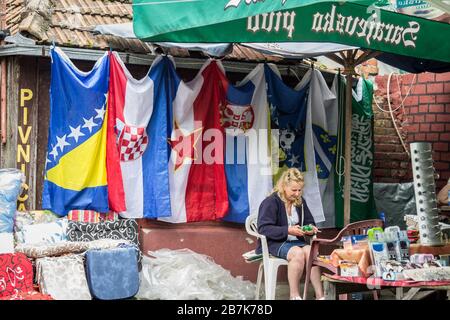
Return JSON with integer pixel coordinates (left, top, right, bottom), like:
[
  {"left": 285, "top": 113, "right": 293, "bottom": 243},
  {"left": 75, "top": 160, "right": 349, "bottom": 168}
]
[{"left": 5, "top": 0, "right": 284, "bottom": 62}]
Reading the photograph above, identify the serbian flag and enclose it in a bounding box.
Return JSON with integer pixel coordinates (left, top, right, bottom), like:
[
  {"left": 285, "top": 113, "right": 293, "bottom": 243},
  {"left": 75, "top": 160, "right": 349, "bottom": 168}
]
[
  {"left": 43, "top": 47, "right": 109, "bottom": 215},
  {"left": 107, "top": 52, "right": 178, "bottom": 218},
  {"left": 222, "top": 64, "right": 272, "bottom": 223},
  {"left": 159, "top": 60, "right": 229, "bottom": 223}
]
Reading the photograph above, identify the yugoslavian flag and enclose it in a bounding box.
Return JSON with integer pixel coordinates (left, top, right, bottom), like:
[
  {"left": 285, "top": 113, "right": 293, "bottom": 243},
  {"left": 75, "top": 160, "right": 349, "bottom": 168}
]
[
  {"left": 159, "top": 60, "right": 229, "bottom": 223},
  {"left": 107, "top": 52, "right": 178, "bottom": 218},
  {"left": 265, "top": 64, "right": 325, "bottom": 223},
  {"left": 222, "top": 64, "right": 272, "bottom": 223},
  {"left": 295, "top": 69, "right": 337, "bottom": 227},
  {"left": 43, "top": 47, "right": 110, "bottom": 215}
]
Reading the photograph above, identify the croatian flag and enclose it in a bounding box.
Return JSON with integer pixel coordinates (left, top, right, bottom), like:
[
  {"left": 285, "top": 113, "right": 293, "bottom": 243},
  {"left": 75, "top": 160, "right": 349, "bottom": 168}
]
[
  {"left": 159, "top": 60, "right": 229, "bottom": 223},
  {"left": 107, "top": 52, "right": 178, "bottom": 218},
  {"left": 222, "top": 64, "right": 272, "bottom": 223},
  {"left": 43, "top": 47, "right": 110, "bottom": 215}
]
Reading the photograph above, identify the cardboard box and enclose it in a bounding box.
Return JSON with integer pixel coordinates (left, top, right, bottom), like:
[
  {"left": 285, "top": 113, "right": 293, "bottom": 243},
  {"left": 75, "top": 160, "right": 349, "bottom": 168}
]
[{"left": 339, "top": 261, "right": 361, "bottom": 277}]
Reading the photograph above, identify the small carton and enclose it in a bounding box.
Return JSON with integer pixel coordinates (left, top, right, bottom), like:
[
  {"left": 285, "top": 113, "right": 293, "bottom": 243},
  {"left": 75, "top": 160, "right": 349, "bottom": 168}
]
[{"left": 339, "top": 260, "right": 361, "bottom": 277}]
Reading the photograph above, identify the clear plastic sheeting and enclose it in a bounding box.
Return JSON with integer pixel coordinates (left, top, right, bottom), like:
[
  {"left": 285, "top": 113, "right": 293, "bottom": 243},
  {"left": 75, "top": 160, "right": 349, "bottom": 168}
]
[
  {"left": 374, "top": 182, "right": 417, "bottom": 229},
  {"left": 0, "top": 169, "right": 25, "bottom": 233},
  {"left": 136, "top": 248, "right": 256, "bottom": 300}
]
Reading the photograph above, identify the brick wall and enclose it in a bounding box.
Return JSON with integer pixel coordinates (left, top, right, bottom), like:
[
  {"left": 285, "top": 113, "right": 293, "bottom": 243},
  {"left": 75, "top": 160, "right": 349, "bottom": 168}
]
[{"left": 373, "top": 71, "right": 450, "bottom": 191}]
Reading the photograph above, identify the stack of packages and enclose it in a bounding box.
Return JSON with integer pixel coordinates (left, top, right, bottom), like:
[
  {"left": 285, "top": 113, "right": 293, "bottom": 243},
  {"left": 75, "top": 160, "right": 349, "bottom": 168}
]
[
  {"left": 0, "top": 169, "right": 141, "bottom": 300},
  {"left": 0, "top": 169, "right": 51, "bottom": 300}
]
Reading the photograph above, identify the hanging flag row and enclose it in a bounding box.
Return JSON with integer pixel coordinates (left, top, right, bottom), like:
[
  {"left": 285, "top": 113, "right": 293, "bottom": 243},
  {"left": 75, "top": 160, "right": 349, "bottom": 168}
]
[{"left": 43, "top": 47, "right": 368, "bottom": 225}]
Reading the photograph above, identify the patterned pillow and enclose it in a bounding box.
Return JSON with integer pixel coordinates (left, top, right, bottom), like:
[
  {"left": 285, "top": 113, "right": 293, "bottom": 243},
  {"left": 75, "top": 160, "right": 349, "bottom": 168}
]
[
  {"left": 67, "top": 210, "right": 119, "bottom": 223},
  {"left": 36, "top": 255, "right": 91, "bottom": 300},
  {"left": 14, "top": 210, "right": 60, "bottom": 244},
  {"left": 21, "top": 219, "right": 68, "bottom": 245}
]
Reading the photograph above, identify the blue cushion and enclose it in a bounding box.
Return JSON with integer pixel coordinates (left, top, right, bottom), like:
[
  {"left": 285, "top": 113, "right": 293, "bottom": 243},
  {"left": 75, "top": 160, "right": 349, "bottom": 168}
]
[{"left": 85, "top": 245, "right": 139, "bottom": 300}]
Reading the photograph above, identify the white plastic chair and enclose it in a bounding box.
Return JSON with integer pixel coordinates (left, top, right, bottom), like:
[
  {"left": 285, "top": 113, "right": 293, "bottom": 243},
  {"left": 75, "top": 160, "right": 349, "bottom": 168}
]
[{"left": 245, "top": 214, "right": 288, "bottom": 300}]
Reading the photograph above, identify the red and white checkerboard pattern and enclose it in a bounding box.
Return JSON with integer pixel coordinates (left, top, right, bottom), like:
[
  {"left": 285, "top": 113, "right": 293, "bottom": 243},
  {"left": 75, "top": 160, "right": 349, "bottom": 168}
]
[{"left": 118, "top": 125, "right": 149, "bottom": 161}]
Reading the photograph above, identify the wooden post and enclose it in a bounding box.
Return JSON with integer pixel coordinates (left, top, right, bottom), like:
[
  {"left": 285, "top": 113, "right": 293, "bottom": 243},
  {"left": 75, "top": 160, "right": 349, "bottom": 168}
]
[
  {"left": 342, "top": 50, "right": 357, "bottom": 227},
  {"left": 343, "top": 68, "right": 353, "bottom": 226}
]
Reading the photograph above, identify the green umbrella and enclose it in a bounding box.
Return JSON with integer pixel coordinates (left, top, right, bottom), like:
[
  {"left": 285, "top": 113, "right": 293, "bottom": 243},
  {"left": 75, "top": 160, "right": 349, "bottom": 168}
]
[{"left": 133, "top": 0, "right": 450, "bottom": 64}]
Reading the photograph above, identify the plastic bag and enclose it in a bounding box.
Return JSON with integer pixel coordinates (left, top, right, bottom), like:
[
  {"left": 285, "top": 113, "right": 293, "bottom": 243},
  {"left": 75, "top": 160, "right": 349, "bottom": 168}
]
[
  {"left": 136, "top": 248, "right": 256, "bottom": 300},
  {"left": 0, "top": 169, "right": 25, "bottom": 233}
]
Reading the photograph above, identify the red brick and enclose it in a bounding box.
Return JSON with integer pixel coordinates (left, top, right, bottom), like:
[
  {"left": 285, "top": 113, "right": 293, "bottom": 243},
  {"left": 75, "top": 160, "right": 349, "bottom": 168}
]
[
  {"left": 376, "top": 144, "right": 398, "bottom": 152},
  {"left": 445, "top": 83, "right": 450, "bottom": 92},
  {"left": 446, "top": 124, "right": 450, "bottom": 131},
  {"left": 426, "top": 133, "right": 439, "bottom": 141},
  {"left": 429, "top": 104, "right": 445, "bottom": 113},
  {"left": 374, "top": 168, "right": 390, "bottom": 177},
  {"left": 415, "top": 133, "right": 426, "bottom": 141},
  {"left": 441, "top": 133, "right": 450, "bottom": 141},
  {"left": 399, "top": 161, "right": 411, "bottom": 169},
  {"left": 388, "top": 153, "right": 409, "bottom": 161},
  {"left": 419, "top": 95, "right": 435, "bottom": 104},
  {"left": 431, "top": 124, "right": 445, "bottom": 132},
  {"left": 437, "top": 114, "right": 450, "bottom": 122},
  {"left": 434, "top": 142, "right": 449, "bottom": 151},
  {"left": 425, "top": 114, "right": 436, "bottom": 122},
  {"left": 418, "top": 105, "right": 428, "bottom": 113},
  {"left": 401, "top": 73, "right": 417, "bottom": 84},
  {"left": 433, "top": 153, "right": 441, "bottom": 161},
  {"left": 409, "top": 84, "right": 426, "bottom": 95},
  {"left": 404, "top": 95, "right": 419, "bottom": 106},
  {"left": 407, "top": 124, "right": 419, "bottom": 133},
  {"left": 428, "top": 83, "right": 444, "bottom": 94},
  {"left": 409, "top": 106, "right": 418, "bottom": 114},
  {"left": 414, "top": 115, "right": 425, "bottom": 123},
  {"left": 392, "top": 169, "right": 408, "bottom": 178},
  {"left": 447, "top": 104, "right": 450, "bottom": 113},
  {"left": 419, "top": 123, "right": 430, "bottom": 132},
  {"left": 418, "top": 73, "right": 435, "bottom": 83},
  {"left": 435, "top": 72, "right": 450, "bottom": 82},
  {"left": 436, "top": 95, "right": 450, "bottom": 103},
  {"left": 434, "top": 162, "right": 449, "bottom": 170}
]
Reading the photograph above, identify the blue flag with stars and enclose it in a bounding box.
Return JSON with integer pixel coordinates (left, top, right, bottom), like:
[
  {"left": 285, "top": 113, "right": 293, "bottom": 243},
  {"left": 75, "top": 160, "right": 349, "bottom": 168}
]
[{"left": 42, "top": 47, "right": 110, "bottom": 215}]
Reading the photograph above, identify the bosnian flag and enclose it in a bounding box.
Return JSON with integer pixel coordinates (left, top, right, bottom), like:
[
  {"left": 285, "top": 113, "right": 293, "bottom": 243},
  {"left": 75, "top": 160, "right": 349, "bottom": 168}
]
[
  {"left": 159, "top": 60, "right": 229, "bottom": 223},
  {"left": 107, "top": 52, "right": 178, "bottom": 218},
  {"left": 222, "top": 64, "right": 272, "bottom": 223},
  {"left": 296, "top": 69, "right": 337, "bottom": 227}
]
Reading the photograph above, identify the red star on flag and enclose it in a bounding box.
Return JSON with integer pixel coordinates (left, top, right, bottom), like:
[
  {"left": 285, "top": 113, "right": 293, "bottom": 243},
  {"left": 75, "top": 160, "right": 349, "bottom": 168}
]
[{"left": 169, "top": 120, "right": 203, "bottom": 171}]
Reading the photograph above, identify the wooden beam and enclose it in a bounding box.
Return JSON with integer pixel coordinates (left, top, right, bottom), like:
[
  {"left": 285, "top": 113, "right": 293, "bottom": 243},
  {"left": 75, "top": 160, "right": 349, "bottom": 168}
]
[
  {"left": 325, "top": 53, "right": 345, "bottom": 67},
  {"left": 354, "top": 50, "right": 382, "bottom": 67}
]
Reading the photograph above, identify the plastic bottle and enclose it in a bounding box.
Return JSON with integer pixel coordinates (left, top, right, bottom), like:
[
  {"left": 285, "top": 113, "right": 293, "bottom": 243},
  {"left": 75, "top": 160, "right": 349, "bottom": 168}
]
[{"left": 379, "top": 212, "right": 386, "bottom": 225}]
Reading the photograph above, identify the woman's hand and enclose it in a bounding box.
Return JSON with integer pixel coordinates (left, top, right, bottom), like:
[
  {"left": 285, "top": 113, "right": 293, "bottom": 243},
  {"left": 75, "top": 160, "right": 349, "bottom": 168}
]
[
  {"left": 288, "top": 225, "right": 305, "bottom": 237},
  {"left": 301, "top": 225, "right": 320, "bottom": 236}
]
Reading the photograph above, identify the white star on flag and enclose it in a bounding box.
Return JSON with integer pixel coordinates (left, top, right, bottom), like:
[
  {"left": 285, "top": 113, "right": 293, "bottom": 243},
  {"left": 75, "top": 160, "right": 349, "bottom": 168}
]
[
  {"left": 94, "top": 107, "right": 106, "bottom": 120},
  {"left": 82, "top": 117, "right": 98, "bottom": 133},
  {"left": 288, "top": 154, "right": 300, "bottom": 166},
  {"left": 49, "top": 146, "right": 59, "bottom": 160},
  {"left": 68, "top": 125, "right": 85, "bottom": 143},
  {"left": 55, "top": 134, "right": 71, "bottom": 153}
]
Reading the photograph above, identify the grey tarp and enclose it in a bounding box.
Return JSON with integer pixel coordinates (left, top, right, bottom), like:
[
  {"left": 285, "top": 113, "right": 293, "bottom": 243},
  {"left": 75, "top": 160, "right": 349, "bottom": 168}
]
[{"left": 373, "top": 182, "right": 417, "bottom": 229}]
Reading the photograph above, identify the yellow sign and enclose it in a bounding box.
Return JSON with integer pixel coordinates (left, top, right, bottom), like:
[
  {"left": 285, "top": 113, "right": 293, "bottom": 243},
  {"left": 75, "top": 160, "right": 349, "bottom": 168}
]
[{"left": 17, "top": 88, "right": 33, "bottom": 211}]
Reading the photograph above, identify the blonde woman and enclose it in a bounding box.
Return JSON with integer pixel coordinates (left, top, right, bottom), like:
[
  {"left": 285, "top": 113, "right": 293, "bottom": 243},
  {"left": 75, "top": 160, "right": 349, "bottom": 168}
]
[{"left": 256, "top": 168, "right": 324, "bottom": 300}]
